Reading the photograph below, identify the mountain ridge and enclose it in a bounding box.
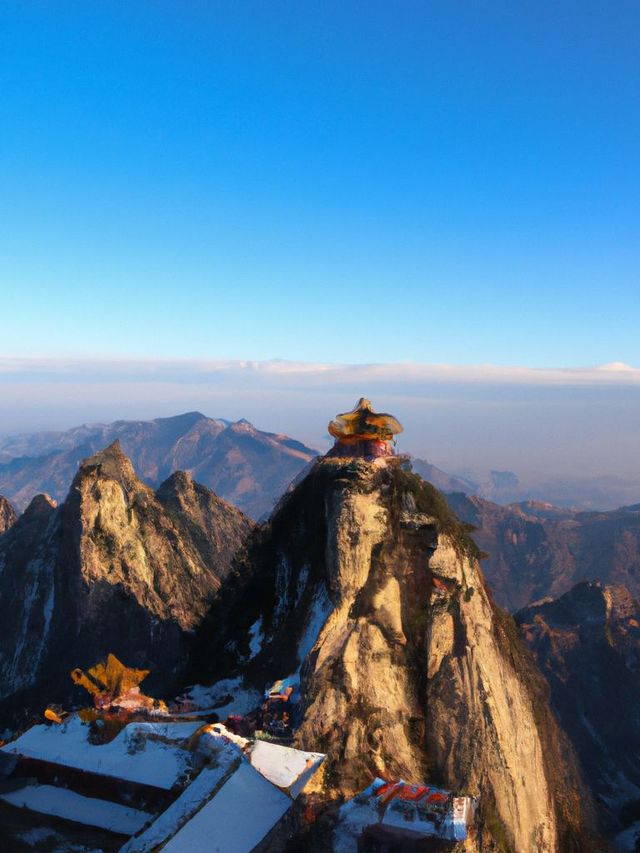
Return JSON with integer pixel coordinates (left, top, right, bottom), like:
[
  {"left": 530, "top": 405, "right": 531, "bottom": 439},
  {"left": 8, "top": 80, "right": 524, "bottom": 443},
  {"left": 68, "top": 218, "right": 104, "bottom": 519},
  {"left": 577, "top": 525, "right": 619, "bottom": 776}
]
[{"left": 0, "top": 412, "right": 318, "bottom": 519}]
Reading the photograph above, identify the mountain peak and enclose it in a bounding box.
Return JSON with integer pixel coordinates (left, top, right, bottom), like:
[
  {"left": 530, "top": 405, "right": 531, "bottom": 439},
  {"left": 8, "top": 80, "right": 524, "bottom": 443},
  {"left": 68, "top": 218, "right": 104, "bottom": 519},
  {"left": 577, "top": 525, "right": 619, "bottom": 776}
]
[
  {"left": 21, "top": 492, "right": 57, "bottom": 521},
  {"left": 75, "top": 439, "right": 138, "bottom": 489}
]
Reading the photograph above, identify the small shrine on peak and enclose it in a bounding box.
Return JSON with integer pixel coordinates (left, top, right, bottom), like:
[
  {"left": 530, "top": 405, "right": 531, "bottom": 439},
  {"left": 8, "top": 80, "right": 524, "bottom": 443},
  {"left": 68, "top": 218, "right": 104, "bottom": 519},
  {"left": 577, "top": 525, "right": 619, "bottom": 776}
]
[{"left": 327, "top": 397, "right": 403, "bottom": 459}]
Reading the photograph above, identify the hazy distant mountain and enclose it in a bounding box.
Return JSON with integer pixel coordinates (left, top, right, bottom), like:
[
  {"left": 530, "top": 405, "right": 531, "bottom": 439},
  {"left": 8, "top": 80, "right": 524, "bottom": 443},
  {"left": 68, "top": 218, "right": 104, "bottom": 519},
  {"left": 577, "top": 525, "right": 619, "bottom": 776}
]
[
  {"left": 410, "top": 457, "right": 478, "bottom": 494},
  {"left": 447, "top": 492, "right": 640, "bottom": 611},
  {"left": 0, "top": 412, "right": 318, "bottom": 519}
]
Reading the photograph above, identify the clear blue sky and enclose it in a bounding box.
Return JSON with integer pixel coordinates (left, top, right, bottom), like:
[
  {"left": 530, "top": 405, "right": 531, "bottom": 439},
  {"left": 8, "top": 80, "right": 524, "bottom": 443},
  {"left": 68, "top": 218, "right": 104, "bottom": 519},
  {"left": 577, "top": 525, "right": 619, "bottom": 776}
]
[{"left": 1, "top": 2, "right": 639, "bottom": 366}]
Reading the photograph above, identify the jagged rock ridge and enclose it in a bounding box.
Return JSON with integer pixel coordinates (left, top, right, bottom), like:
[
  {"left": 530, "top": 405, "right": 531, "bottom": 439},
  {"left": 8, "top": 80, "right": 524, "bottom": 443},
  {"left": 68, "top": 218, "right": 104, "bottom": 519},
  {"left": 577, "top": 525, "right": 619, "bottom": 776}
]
[
  {"left": 0, "top": 441, "right": 253, "bottom": 727},
  {"left": 194, "top": 457, "right": 598, "bottom": 851}
]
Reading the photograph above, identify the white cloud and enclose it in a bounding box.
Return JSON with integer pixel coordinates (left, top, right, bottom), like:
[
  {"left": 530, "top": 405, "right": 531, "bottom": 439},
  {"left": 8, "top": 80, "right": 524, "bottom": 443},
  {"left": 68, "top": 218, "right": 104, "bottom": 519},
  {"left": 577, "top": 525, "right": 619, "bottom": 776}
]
[{"left": 0, "top": 356, "right": 639, "bottom": 386}]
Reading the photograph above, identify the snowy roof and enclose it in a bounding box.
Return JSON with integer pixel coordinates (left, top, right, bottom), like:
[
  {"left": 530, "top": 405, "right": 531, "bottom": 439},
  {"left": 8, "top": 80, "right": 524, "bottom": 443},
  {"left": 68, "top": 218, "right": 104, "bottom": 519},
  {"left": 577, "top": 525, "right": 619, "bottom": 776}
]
[
  {"left": 161, "top": 761, "right": 291, "bottom": 853},
  {"left": 1, "top": 717, "right": 200, "bottom": 789},
  {"left": 0, "top": 784, "right": 151, "bottom": 835}
]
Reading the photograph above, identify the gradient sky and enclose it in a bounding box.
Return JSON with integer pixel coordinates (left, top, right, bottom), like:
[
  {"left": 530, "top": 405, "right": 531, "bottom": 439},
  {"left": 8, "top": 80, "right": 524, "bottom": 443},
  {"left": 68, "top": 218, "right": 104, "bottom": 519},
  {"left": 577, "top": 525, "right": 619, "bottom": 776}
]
[{"left": 2, "top": 2, "right": 639, "bottom": 366}]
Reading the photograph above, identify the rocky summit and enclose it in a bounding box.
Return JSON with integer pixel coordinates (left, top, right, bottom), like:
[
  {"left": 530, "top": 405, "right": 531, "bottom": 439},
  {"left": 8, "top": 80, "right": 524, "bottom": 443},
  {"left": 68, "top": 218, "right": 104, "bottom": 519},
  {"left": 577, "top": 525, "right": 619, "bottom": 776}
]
[
  {"left": 0, "top": 441, "right": 253, "bottom": 728},
  {"left": 194, "top": 456, "right": 599, "bottom": 851}
]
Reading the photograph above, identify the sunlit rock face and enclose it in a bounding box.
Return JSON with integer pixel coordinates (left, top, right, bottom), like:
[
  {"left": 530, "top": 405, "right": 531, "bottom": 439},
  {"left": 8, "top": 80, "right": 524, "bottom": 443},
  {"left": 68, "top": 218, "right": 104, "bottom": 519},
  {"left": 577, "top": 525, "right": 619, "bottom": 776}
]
[
  {"left": 0, "top": 495, "right": 16, "bottom": 534},
  {"left": 517, "top": 582, "right": 640, "bottom": 840},
  {"left": 197, "top": 457, "right": 598, "bottom": 851},
  {"left": 0, "top": 441, "right": 253, "bottom": 727}
]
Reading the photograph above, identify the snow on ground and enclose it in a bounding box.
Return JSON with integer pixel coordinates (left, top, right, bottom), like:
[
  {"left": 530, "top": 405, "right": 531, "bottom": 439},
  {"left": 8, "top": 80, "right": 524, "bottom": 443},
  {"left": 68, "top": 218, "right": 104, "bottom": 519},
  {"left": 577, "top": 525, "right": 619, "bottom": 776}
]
[
  {"left": 0, "top": 784, "right": 151, "bottom": 834},
  {"left": 120, "top": 741, "right": 241, "bottom": 853},
  {"left": 1, "top": 717, "right": 200, "bottom": 789},
  {"left": 249, "top": 739, "right": 324, "bottom": 797},
  {"left": 248, "top": 617, "right": 264, "bottom": 658},
  {"left": 161, "top": 761, "right": 291, "bottom": 853},
  {"left": 296, "top": 583, "right": 332, "bottom": 666},
  {"left": 183, "top": 677, "right": 261, "bottom": 718}
]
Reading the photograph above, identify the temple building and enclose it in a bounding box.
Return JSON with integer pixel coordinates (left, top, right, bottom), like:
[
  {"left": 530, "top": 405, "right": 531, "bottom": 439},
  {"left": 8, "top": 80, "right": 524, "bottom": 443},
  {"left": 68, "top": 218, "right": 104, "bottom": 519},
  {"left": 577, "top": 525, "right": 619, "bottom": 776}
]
[{"left": 327, "top": 398, "right": 403, "bottom": 459}]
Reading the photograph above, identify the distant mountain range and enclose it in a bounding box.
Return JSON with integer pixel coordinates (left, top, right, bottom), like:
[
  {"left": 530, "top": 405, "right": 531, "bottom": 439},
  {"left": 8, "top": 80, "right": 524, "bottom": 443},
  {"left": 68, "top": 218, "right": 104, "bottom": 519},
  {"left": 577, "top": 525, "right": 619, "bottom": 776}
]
[
  {"left": 448, "top": 493, "right": 640, "bottom": 611},
  {"left": 0, "top": 412, "right": 318, "bottom": 519}
]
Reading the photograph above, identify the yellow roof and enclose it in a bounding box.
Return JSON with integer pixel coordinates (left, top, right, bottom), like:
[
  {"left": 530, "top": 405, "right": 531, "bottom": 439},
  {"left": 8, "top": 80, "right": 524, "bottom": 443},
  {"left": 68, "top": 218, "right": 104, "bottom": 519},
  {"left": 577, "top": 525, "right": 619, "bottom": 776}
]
[{"left": 328, "top": 398, "right": 403, "bottom": 441}]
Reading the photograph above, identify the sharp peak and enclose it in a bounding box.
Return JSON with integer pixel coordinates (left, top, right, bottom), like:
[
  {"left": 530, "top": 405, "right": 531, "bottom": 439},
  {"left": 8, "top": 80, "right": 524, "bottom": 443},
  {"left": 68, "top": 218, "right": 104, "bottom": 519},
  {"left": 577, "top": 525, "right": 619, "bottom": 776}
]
[
  {"left": 76, "top": 440, "right": 138, "bottom": 483},
  {"left": 22, "top": 493, "right": 57, "bottom": 518}
]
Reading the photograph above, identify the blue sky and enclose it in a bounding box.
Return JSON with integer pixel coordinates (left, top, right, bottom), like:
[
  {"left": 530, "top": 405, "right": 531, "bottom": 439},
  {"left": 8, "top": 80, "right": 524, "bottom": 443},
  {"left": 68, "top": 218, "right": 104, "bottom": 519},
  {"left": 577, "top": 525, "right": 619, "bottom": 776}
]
[{"left": 1, "top": 2, "right": 639, "bottom": 366}]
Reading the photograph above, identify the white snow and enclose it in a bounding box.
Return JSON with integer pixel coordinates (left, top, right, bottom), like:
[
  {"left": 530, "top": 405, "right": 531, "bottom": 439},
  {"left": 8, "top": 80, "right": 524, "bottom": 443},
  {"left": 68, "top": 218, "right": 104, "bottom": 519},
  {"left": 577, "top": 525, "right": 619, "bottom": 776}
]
[
  {"left": 0, "top": 784, "right": 151, "bottom": 835},
  {"left": 272, "top": 553, "right": 291, "bottom": 630},
  {"left": 2, "top": 557, "right": 54, "bottom": 698},
  {"left": 162, "top": 761, "right": 291, "bottom": 853},
  {"left": 120, "top": 742, "right": 241, "bottom": 853},
  {"left": 183, "top": 677, "right": 261, "bottom": 718},
  {"left": 296, "top": 583, "right": 331, "bottom": 666},
  {"left": 1, "top": 717, "right": 199, "bottom": 789},
  {"left": 249, "top": 739, "right": 324, "bottom": 797},
  {"left": 248, "top": 617, "right": 264, "bottom": 658}
]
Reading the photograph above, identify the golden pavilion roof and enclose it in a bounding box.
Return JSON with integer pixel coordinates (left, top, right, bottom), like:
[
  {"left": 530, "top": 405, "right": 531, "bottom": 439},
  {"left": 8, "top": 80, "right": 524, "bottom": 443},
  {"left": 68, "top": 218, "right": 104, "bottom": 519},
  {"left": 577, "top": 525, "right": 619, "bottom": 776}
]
[{"left": 328, "top": 398, "right": 403, "bottom": 442}]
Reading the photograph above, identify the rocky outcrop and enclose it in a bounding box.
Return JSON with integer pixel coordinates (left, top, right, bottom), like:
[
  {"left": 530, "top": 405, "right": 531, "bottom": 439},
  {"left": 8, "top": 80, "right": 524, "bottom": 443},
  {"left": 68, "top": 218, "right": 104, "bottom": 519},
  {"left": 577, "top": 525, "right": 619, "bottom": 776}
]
[
  {"left": 196, "top": 458, "right": 597, "bottom": 851},
  {"left": 447, "top": 493, "right": 640, "bottom": 611},
  {"left": 0, "top": 442, "right": 253, "bottom": 727},
  {"left": 0, "top": 494, "right": 16, "bottom": 533},
  {"left": 0, "top": 412, "right": 318, "bottom": 518},
  {"left": 517, "top": 582, "right": 640, "bottom": 840}
]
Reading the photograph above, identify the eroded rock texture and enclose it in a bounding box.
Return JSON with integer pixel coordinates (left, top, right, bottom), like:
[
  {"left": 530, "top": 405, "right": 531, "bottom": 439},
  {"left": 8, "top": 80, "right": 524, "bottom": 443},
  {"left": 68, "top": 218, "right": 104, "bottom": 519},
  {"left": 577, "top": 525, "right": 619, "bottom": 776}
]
[
  {"left": 0, "top": 494, "right": 16, "bottom": 533},
  {"left": 0, "top": 441, "right": 253, "bottom": 726},
  {"left": 517, "top": 582, "right": 640, "bottom": 838},
  {"left": 197, "top": 457, "right": 597, "bottom": 851}
]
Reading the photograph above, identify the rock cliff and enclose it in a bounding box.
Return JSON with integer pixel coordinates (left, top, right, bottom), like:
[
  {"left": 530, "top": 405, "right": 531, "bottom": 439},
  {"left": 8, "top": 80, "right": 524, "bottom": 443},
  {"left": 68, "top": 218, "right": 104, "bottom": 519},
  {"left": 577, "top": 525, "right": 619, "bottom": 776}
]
[
  {"left": 0, "top": 441, "right": 253, "bottom": 727},
  {"left": 195, "top": 457, "right": 598, "bottom": 851},
  {"left": 0, "top": 494, "right": 16, "bottom": 533},
  {"left": 517, "top": 582, "right": 640, "bottom": 843}
]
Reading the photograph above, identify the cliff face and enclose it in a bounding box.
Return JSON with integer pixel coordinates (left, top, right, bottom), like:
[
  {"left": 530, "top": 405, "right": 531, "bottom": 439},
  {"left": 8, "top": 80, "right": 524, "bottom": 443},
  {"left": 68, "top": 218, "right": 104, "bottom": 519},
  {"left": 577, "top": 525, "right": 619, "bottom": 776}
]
[
  {"left": 0, "top": 441, "right": 253, "bottom": 725},
  {"left": 198, "top": 458, "right": 596, "bottom": 851},
  {"left": 517, "top": 582, "right": 640, "bottom": 838},
  {"left": 447, "top": 493, "right": 640, "bottom": 612},
  {"left": 0, "top": 412, "right": 317, "bottom": 518},
  {"left": 0, "top": 495, "right": 16, "bottom": 533}
]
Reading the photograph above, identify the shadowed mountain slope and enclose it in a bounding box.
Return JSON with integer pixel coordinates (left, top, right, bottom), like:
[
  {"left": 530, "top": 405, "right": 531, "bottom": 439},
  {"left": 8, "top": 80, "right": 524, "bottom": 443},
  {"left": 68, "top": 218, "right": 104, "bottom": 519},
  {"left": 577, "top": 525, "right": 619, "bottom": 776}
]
[{"left": 517, "top": 582, "right": 640, "bottom": 843}]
